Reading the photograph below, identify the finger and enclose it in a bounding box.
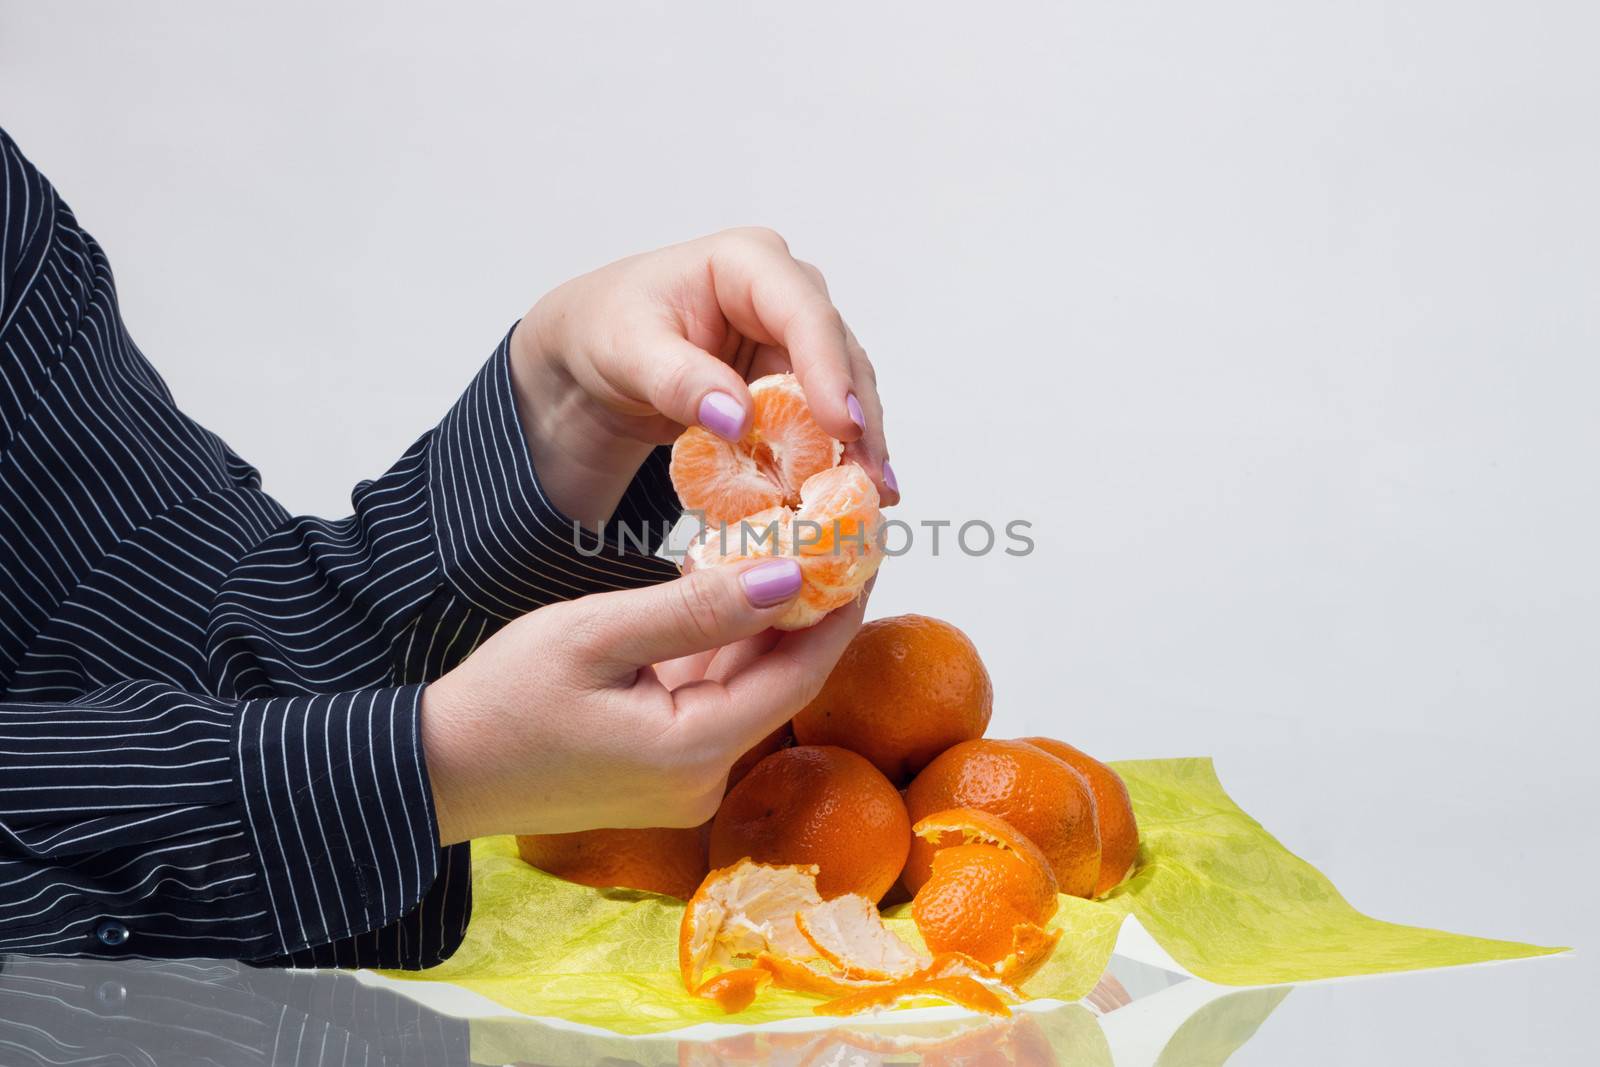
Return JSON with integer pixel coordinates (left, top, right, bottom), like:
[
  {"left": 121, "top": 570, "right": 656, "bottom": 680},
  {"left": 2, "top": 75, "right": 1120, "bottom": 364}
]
[
  {"left": 630, "top": 332, "right": 756, "bottom": 443},
  {"left": 585, "top": 558, "right": 804, "bottom": 671},
  {"left": 837, "top": 321, "right": 897, "bottom": 504},
  {"left": 674, "top": 586, "right": 869, "bottom": 758},
  {"left": 747, "top": 342, "right": 791, "bottom": 380},
  {"left": 709, "top": 231, "right": 860, "bottom": 444}
]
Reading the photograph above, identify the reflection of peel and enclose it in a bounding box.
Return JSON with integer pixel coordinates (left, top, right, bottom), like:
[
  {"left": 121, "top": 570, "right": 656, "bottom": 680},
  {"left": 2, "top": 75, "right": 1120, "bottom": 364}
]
[
  {"left": 467, "top": 1000, "right": 1114, "bottom": 1067},
  {"left": 461, "top": 978, "right": 1297, "bottom": 1066},
  {"left": 465, "top": 977, "right": 1288, "bottom": 1066}
]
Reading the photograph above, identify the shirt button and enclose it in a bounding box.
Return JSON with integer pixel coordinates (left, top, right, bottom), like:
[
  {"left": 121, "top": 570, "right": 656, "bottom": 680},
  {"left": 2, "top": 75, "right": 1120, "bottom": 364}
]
[{"left": 94, "top": 920, "right": 130, "bottom": 947}]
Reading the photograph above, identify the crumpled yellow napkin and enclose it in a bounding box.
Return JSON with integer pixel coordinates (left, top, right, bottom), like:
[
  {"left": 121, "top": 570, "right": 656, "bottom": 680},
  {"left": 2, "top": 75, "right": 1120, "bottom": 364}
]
[{"left": 377, "top": 757, "right": 1562, "bottom": 1034}]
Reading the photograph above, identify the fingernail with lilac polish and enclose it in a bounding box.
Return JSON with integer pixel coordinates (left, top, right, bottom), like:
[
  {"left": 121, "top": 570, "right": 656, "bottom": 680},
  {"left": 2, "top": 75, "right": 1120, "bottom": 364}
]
[
  {"left": 882, "top": 460, "right": 899, "bottom": 496},
  {"left": 741, "top": 559, "right": 803, "bottom": 607},
  {"left": 847, "top": 393, "right": 866, "bottom": 433},
  {"left": 699, "top": 391, "right": 747, "bottom": 441}
]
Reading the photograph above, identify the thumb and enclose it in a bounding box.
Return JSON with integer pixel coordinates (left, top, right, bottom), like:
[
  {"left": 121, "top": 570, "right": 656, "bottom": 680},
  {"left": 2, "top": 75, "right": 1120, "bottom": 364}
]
[
  {"left": 583, "top": 558, "right": 804, "bottom": 669},
  {"left": 642, "top": 333, "right": 755, "bottom": 442}
]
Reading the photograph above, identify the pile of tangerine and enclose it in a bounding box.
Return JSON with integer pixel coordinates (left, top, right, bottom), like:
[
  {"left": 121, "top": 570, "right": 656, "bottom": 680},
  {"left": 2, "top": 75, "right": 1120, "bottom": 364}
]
[{"left": 515, "top": 376, "right": 1140, "bottom": 1017}]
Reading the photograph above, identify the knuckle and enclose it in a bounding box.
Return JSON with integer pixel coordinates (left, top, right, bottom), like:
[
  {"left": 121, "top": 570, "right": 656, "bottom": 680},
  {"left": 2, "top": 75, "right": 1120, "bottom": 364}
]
[
  {"left": 673, "top": 576, "right": 727, "bottom": 645},
  {"left": 727, "top": 225, "right": 787, "bottom": 251},
  {"left": 652, "top": 352, "right": 698, "bottom": 409}
]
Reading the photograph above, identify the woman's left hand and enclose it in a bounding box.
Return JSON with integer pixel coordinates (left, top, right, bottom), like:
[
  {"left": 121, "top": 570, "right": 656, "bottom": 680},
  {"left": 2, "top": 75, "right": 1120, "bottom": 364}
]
[{"left": 508, "top": 227, "right": 897, "bottom": 530}]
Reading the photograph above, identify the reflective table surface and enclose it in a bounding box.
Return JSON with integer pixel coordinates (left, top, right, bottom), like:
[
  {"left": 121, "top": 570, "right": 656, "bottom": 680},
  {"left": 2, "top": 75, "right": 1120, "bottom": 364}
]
[{"left": 0, "top": 950, "right": 1587, "bottom": 1065}]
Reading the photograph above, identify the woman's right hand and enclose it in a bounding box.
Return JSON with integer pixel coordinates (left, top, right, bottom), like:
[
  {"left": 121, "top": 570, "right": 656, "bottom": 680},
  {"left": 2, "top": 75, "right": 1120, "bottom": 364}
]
[{"left": 419, "top": 558, "right": 864, "bottom": 845}]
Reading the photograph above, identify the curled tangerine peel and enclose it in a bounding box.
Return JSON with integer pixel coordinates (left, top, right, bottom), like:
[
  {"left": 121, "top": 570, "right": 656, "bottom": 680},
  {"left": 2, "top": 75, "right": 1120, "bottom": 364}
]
[
  {"left": 904, "top": 739, "right": 1101, "bottom": 898},
  {"left": 911, "top": 807, "right": 1058, "bottom": 886},
  {"left": 755, "top": 953, "right": 881, "bottom": 998},
  {"left": 793, "top": 894, "right": 928, "bottom": 980},
  {"left": 814, "top": 973, "right": 1012, "bottom": 1019},
  {"left": 991, "top": 923, "right": 1064, "bottom": 991},
  {"left": 678, "top": 860, "right": 823, "bottom": 992},
  {"left": 911, "top": 842, "right": 1059, "bottom": 967},
  {"left": 692, "top": 967, "right": 773, "bottom": 1013}
]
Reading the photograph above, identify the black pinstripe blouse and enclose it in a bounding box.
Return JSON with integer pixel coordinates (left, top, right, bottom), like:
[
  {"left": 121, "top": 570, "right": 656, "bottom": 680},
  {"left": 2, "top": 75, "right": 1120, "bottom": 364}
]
[{"left": 0, "top": 127, "right": 682, "bottom": 969}]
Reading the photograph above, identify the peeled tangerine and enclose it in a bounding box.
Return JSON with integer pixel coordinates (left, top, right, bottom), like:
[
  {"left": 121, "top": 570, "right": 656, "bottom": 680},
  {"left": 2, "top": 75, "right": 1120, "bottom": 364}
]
[
  {"left": 671, "top": 374, "right": 882, "bottom": 630},
  {"left": 679, "top": 857, "right": 1057, "bottom": 1018}
]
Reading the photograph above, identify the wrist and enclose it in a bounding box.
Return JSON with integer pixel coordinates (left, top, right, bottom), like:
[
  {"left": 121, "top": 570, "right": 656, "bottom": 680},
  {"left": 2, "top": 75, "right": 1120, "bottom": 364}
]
[
  {"left": 509, "top": 301, "right": 653, "bottom": 530},
  {"left": 420, "top": 677, "right": 488, "bottom": 846}
]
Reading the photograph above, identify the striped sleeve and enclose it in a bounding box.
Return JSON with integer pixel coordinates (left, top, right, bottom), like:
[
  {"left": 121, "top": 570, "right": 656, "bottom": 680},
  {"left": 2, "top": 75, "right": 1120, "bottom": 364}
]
[
  {"left": 426, "top": 332, "right": 680, "bottom": 621},
  {"left": 0, "top": 124, "right": 685, "bottom": 969},
  {"left": 0, "top": 681, "right": 437, "bottom": 962}
]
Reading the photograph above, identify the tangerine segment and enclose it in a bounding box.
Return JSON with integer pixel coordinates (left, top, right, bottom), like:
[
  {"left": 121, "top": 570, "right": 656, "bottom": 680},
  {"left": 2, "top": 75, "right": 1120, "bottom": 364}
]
[
  {"left": 910, "top": 843, "right": 1059, "bottom": 967},
  {"left": 514, "top": 826, "right": 707, "bottom": 901},
  {"left": 1021, "top": 737, "right": 1140, "bottom": 897},
  {"left": 678, "top": 859, "right": 823, "bottom": 991},
  {"left": 793, "top": 895, "right": 929, "bottom": 980},
  {"left": 670, "top": 374, "right": 843, "bottom": 527},
  {"left": 814, "top": 974, "right": 1012, "bottom": 1019},
  {"left": 685, "top": 464, "right": 883, "bottom": 631},
  {"left": 903, "top": 739, "right": 1101, "bottom": 898},
  {"left": 692, "top": 967, "right": 773, "bottom": 1013}
]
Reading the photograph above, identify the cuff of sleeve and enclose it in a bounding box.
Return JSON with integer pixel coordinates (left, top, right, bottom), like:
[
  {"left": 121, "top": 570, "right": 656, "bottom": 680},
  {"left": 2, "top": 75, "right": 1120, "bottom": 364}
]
[
  {"left": 235, "top": 685, "right": 443, "bottom": 957},
  {"left": 426, "top": 327, "right": 680, "bottom": 620}
]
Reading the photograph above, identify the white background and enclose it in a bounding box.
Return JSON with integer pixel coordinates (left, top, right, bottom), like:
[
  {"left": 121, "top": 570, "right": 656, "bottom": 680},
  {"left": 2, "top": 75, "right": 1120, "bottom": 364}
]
[{"left": 2, "top": 2, "right": 1595, "bottom": 1060}]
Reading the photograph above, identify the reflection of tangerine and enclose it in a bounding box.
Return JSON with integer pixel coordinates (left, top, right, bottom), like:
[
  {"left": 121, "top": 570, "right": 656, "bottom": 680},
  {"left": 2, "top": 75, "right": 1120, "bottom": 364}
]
[
  {"left": 670, "top": 374, "right": 841, "bottom": 526},
  {"left": 793, "top": 614, "right": 992, "bottom": 784},
  {"left": 710, "top": 746, "right": 909, "bottom": 902},
  {"left": 903, "top": 739, "right": 1100, "bottom": 898},
  {"left": 515, "top": 826, "right": 708, "bottom": 900},
  {"left": 1022, "top": 736, "right": 1139, "bottom": 896},
  {"left": 673, "top": 374, "right": 883, "bottom": 631},
  {"left": 908, "top": 809, "right": 1059, "bottom": 969}
]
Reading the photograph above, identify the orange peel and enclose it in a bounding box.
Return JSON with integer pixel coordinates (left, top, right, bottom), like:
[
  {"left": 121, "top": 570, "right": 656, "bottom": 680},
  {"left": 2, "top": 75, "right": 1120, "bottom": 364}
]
[
  {"left": 814, "top": 972, "right": 1012, "bottom": 1019},
  {"left": 678, "top": 859, "right": 823, "bottom": 991},
  {"left": 692, "top": 966, "right": 773, "bottom": 1013},
  {"left": 793, "top": 894, "right": 929, "bottom": 980}
]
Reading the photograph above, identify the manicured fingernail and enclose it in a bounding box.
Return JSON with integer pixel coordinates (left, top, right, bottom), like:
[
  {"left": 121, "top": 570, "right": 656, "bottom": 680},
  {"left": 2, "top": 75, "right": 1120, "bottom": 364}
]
[
  {"left": 741, "top": 559, "right": 803, "bottom": 607},
  {"left": 698, "top": 391, "right": 746, "bottom": 441},
  {"left": 846, "top": 393, "right": 866, "bottom": 433},
  {"left": 882, "top": 460, "right": 899, "bottom": 496}
]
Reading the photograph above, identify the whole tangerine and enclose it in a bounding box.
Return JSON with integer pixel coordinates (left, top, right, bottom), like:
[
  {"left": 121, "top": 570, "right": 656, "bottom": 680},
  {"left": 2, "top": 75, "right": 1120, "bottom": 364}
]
[
  {"left": 516, "top": 825, "right": 709, "bottom": 900},
  {"left": 903, "top": 739, "right": 1100, "bottom": 898},
  {"left": 710, "top": 745, "right": 910, "bottom": 902},
  {"left": 1021, "top": 737, "right": 1139, "bottom": 897},
  {"left": 793, "top": 614, "right": 993, "bottom": 784}
]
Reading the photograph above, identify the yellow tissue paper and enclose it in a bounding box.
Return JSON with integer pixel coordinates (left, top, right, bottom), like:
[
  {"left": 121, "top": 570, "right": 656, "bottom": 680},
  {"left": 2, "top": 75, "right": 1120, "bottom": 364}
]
[{"left": 377, "top": 757, "right": 1563, "bottom": 1034}]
